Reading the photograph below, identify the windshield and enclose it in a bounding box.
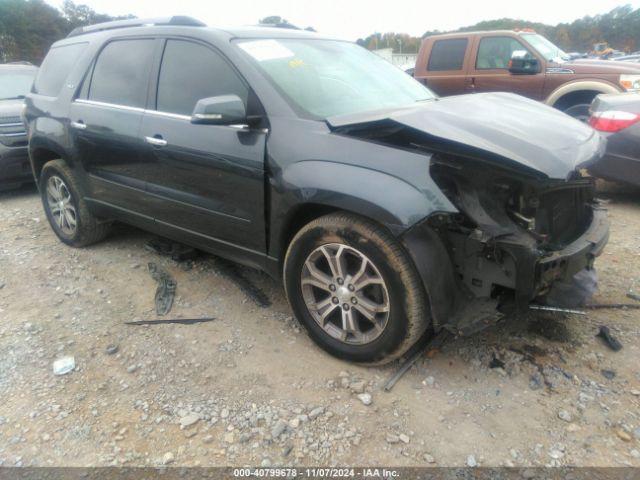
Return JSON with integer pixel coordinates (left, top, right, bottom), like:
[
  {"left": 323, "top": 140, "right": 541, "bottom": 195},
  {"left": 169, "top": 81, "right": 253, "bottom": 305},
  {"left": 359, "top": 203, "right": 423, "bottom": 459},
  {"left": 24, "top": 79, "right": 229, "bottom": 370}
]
[
  {"left": 521, "top": 33, "right": 568, "bottom": 62},
  {"left": 0, "top": 69, "right": 36, "bottom": 100},
  {"left": 236, "top": 39, "right": 434, "bottom": 119}
]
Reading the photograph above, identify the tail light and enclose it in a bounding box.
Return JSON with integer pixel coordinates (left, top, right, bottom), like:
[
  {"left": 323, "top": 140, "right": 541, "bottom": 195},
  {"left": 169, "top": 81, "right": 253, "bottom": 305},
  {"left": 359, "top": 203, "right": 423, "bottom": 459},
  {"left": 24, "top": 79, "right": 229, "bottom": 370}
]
[{"left": 588, "top": 110, "right": 640, "bottom": 133}]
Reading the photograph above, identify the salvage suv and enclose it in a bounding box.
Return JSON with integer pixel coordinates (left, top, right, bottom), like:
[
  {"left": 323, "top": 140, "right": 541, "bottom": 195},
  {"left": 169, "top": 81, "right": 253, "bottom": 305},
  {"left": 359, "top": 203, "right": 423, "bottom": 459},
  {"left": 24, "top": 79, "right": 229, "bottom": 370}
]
[
  {"left": 415, "top": 30, "right": 640, "bottom": 120},
  {"left": 25, "top": 17, "right": 609, "bottom": 364}
]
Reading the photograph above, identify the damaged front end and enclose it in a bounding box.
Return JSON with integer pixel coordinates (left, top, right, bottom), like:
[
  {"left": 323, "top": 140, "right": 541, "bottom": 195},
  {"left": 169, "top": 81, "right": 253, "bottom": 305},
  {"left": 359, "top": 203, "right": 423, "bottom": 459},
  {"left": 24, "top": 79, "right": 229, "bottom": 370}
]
[
  {"left": 327, "top": 93, "right": 610, "bottom": 335},
  {"left": 417, "top": 154, "right": 609, "bottom": 334}
]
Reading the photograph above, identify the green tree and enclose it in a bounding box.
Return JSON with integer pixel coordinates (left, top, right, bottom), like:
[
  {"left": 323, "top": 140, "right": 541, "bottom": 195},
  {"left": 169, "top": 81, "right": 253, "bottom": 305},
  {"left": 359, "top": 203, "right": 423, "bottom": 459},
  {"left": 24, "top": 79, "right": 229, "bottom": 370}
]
[
  {"left": 61, "top": 0, "right": 131, "bottom": 30},
  {"left": 259, "top": 15, "right": 287, "bottom": 25},
  {"left": 258, "top": 15, "right": 315, "bottom": 31},
  {"left": 0, "top": 0, "right": 134, "bottom": 64},
  {"left": 359, "top": 5, "right": 640, "bottom": 55},
  {"left": 0, "top": 0, "right": 67, "bottom": 63}
]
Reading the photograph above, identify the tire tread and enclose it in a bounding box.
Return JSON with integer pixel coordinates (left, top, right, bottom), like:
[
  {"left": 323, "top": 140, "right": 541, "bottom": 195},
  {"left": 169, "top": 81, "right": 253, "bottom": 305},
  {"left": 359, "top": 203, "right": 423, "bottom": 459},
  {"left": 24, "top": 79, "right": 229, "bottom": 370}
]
[
  {"left": 40, "top": 159, "right": 110, "bottom": 247},
  {"left": 285, "top": 212, "right": 430, "bottom": 364}
]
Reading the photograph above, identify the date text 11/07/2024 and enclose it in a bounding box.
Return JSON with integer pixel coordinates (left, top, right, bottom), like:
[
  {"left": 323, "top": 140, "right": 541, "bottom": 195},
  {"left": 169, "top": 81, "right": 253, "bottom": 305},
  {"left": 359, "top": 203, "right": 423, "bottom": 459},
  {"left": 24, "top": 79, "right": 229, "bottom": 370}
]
[{"left": 232, "top": 467, "right": 401, "bottom": 478}]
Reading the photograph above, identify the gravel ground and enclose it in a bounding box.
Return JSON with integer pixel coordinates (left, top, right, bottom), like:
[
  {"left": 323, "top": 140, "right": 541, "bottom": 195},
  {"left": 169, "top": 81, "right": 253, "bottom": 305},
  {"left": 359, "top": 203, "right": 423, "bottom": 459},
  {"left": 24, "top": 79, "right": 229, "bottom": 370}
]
[{"left": 0, "top": 184, "right": 639, "bottom": 468}]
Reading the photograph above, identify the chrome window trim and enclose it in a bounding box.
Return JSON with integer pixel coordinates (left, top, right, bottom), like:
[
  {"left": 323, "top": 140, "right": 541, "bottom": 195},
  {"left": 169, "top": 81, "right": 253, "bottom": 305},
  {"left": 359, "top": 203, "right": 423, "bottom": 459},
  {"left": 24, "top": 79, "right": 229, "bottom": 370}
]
[
  {"left": 72, "top": 99, "right": 268, "bottom": 132},
  {"left": 74, "top": 99, "right": 190, "bottom": 120},
  {"left": 75, "top": 98, "right": 146, "bottom": 113},
  {"left": 145, "top": 110, "right": 191, "bottom": 121}
]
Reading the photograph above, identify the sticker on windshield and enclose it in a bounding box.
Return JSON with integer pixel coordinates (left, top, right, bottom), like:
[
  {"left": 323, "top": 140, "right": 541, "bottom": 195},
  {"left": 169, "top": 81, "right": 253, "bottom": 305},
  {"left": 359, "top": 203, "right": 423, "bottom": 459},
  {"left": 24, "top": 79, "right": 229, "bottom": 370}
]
[{"left": 238, "top": 40, "right": 295, "bottom": 61}]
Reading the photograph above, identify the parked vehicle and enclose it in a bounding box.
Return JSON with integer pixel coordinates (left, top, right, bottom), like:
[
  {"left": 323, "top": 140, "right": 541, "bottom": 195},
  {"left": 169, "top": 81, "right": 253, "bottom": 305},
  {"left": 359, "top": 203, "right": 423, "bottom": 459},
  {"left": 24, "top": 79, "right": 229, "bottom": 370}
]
[
  {"left": 25, "top": 17, "right": 609, "bottom": 364},
  {"left": 0, "top": 62, "right": 37, "bottom": 190},
  {"left": 588, "top": 93, "right": 640, "bottom": 187},
  {"left": 414, "top": 30, "right": 640, "bottom": 121}
]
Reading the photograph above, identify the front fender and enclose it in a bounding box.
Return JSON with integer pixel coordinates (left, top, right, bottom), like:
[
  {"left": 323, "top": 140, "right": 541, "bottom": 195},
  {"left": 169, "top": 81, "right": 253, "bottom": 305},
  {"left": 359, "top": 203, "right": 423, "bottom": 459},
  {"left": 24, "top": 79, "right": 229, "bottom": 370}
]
[{"left": 279, "top": 160, "right": 456, "bottom": 233}]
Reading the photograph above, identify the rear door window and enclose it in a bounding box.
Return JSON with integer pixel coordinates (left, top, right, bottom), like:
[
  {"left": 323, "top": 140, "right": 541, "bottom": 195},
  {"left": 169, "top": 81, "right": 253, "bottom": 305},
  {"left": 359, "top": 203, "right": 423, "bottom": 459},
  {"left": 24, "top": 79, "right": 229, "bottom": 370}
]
[
  {"left": 156, "top": 39, "right": 248, "bottom": 116},
  {"left": 88, "top": 39, "right": 155, "bottom": 108},
  {"left": 428, "top": 38, "right": 468, "bottom": 71},
  {"left": 476, "top": 37, "right": 529, "bottom": 69},
  {"left": 34, "top": 42, "right": 87, "bottom": 96}
]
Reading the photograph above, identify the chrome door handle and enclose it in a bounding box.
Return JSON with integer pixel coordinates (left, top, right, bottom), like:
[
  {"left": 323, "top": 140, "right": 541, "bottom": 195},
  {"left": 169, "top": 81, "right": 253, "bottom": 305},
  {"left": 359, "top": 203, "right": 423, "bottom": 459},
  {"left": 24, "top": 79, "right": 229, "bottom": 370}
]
[
  {"left": 70, "top": 121, "right": 86, "bottom": 130},
  {"left": 145, "top": 136, "right": 167, "bottom": 147}
]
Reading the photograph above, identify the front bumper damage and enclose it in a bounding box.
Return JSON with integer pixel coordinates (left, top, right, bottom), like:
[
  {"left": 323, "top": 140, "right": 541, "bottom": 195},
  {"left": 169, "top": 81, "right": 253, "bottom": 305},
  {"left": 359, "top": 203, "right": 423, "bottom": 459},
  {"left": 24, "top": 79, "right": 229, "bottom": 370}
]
[
  {"left": 403, "top": 207, "right": 609, "bottom": 335},
  {"left": 401, "top": 162, "right": 610, "bottom": 336}
]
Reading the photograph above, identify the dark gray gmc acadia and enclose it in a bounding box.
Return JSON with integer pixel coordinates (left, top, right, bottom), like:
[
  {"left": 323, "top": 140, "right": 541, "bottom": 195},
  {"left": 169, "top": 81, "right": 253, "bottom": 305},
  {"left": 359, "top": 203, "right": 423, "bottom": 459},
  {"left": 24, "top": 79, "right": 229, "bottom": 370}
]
[{"left": 24, "top": 17, "right": 609, "bottom": 364}]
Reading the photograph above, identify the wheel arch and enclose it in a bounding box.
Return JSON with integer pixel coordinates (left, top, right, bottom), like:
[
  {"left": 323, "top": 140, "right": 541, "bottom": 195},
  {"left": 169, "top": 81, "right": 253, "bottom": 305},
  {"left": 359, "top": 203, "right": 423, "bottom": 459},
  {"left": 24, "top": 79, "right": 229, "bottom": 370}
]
[
  {"left": 545, "top": 80, "right": 622, "bottom": 109},
  {"left": 29, "top": 138, "right": 72, "bottom": 183},
  {"left": 271, "top": 161, "right": 458, "bottom": 267}
]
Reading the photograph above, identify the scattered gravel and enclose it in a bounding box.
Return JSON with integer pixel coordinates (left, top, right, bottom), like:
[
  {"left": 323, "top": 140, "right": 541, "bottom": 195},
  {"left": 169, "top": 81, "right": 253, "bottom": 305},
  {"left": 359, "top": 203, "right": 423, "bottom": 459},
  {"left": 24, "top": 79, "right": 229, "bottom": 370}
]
[{"left": 0, "top": 186, "right": 639, "bottom": 467}]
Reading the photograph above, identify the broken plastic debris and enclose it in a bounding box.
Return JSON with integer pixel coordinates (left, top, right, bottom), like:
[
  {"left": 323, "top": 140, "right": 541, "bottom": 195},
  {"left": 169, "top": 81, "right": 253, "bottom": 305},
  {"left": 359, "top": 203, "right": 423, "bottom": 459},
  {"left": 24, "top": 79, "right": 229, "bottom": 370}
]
[
  {"left": 529, "top": 305, "right": 586, "bottom": 315},
  {"left": 213, "top": 258, "right": 271, "bottom": 308},
  {"left": 148, "top": 262, "right": 176, "bottom": 316},
  {"left": 52, "top": 356, "right": 75, "bottom": 375},
  {"left": 383, "top": 330, "right": 450, "bottom": 392},
  {"left": 596, "top": 326, "right": 623, "bottom": 352},
  {"left": 145, "top": 237, "right": 198, "bottom": 262},
  {"left": 124, "top": 318, "right": 215, "bottom": 326}
]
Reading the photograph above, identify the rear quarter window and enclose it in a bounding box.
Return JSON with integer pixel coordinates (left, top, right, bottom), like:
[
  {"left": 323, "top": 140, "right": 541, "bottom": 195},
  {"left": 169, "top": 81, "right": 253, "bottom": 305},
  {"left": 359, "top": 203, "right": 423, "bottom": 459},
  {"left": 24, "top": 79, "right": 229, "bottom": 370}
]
[
  {"left": 427, "top": 38, "right": 468, "bottom": 71},
  {"left": 34, "top": 42, "right": 87, "bottom": 97}
]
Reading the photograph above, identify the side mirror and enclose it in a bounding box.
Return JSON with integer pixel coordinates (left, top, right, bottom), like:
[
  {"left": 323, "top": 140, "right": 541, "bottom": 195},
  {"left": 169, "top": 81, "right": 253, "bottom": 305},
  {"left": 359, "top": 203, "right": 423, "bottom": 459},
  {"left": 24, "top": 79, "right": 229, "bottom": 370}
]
[
  {"left": 191, "top": 95, "right": 246, "bottom": 125},
  {"left": 508, "top": 50, "right": 540, "bottom": 74}
]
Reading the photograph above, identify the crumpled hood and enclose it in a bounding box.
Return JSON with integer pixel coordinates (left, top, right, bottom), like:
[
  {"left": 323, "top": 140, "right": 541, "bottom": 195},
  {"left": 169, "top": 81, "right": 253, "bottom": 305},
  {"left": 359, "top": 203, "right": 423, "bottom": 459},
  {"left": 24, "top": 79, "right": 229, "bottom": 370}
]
[{"left": 328, "top": 92, "right": 605, "bottom": 180}]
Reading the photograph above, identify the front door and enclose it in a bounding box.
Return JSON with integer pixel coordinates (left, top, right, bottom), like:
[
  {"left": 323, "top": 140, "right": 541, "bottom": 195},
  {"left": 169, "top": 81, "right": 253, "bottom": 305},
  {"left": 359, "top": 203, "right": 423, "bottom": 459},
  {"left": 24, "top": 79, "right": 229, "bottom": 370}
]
[
  {"left": 139, "top": 39, "right": 267, "bottom": 260},
  {"left": 468, "top": 36, "right": 545, "bottom": 100}
]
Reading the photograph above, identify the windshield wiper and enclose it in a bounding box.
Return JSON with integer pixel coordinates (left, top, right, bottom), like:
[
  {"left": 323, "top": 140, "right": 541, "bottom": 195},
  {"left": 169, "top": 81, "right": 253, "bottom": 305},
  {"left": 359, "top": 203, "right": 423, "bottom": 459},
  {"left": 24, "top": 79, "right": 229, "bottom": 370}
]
[{"left": 0, "top": 95, "right": 26, "bottom": 101}]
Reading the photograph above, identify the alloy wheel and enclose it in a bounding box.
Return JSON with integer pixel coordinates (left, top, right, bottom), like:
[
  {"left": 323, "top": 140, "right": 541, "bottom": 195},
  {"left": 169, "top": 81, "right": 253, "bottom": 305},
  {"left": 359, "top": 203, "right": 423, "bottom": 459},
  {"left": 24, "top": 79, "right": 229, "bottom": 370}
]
[
  {"left": 300, "top": 243, "right": 390, "bottom": 345},
  {"left": 46, "top": 175, "right": 77, "bottom": 236}
]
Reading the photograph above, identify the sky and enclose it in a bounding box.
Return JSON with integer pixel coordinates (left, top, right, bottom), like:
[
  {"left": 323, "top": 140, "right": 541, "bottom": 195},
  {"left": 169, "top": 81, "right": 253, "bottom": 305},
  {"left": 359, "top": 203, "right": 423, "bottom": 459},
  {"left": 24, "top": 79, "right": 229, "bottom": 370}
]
[{"left": 45, "top": 0, "right": 640, "bottom": 41}]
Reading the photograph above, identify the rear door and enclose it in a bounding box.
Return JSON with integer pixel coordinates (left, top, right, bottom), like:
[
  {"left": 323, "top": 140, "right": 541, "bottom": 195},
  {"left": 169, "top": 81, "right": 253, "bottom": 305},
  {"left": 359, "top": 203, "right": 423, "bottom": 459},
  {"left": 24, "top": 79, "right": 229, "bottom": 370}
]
[
  {"left": 139, "top": 38, "right": 267, "bottom": 257},
  {"left": 467, "top": 35, "right": 545, "bottom": 100},
  {"left": 69, "top": 37, "right": 158, "bottom": 218},
  {"left": 420, "top": 37, "right": 470, "bottom": 96}
]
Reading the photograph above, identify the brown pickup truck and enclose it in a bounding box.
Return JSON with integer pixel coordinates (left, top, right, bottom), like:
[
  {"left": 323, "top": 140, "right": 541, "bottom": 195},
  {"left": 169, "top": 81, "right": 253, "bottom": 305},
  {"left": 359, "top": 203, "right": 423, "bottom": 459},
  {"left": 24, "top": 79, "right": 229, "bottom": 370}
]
[{"left": 414, "top": 30, "right": 640, "bottom": 120}]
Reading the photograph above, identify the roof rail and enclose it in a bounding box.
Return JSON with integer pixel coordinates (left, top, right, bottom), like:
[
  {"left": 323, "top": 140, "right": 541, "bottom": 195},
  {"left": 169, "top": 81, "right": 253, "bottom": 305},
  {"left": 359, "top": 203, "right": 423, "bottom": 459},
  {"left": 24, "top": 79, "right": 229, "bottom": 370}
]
[
  {"left": 66, "top": 16, "right": 206, "bottom": 38},
  {"left": 256, "top": 22, "right": 301, "bottom": 30}
]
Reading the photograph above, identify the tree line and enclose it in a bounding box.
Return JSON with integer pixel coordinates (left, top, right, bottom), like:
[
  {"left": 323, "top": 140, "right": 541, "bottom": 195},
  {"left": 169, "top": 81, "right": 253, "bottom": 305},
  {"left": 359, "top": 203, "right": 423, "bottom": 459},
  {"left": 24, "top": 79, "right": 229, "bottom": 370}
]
[
  {"left": 357, "top": 5, "right": 640, "bottom": 54},
  {"left": 0, "top": 5, "right": 319, "bottom": 64},
  {"left": 2, "top": 1, "right": 639, "bottom": 64},
  {"left": 0, "top": 0, "right": 132, "bottom": 63}
]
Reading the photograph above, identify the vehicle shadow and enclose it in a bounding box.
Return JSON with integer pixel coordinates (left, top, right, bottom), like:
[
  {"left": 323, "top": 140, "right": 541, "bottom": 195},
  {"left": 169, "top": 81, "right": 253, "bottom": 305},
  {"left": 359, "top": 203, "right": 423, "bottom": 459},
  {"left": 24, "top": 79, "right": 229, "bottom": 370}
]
[{"left": 0, "top": 182, "right": 37, "bottom": 200}]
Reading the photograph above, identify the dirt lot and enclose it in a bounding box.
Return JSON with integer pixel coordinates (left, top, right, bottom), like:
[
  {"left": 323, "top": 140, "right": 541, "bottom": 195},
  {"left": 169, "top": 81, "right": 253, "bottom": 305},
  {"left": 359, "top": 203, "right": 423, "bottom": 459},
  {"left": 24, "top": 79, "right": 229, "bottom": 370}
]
[{"left": 0, "top": 184, "right": 639, "bottom": 468}]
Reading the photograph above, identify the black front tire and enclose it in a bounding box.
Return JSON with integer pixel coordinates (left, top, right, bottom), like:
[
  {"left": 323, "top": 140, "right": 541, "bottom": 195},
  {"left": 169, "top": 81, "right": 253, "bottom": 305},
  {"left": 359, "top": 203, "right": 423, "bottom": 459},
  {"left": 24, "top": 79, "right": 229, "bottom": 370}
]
[
  {"left": 284, "top": 213, "right": 430, "bottom": 364},
  {"left": 40, "top": 159, "right": 110, "bottom": 247}
]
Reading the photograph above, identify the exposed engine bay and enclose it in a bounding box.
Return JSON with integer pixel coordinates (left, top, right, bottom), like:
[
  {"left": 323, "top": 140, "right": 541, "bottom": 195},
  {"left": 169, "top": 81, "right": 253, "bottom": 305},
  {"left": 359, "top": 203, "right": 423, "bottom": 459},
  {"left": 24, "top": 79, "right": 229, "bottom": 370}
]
[{"left": 428, "top": 154, "right": 597, "bottom": 299}]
